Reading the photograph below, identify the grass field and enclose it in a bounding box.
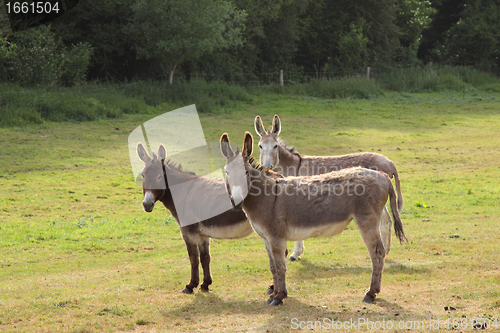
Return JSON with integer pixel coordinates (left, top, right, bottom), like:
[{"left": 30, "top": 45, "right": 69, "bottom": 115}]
[{"left": 1, "top": 90, "right": 499, "bottom": 332}]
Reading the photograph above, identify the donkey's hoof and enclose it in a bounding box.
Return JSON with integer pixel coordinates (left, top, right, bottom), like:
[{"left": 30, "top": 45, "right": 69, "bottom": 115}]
[
  {"left": 363, "top": 294, "right": 375, "bottom": 303},
  {"left": 181, "top": 287, "right": 194, "bottom": 294},
  {"left": 266, "top": 285, "right": 274, "bottom": 295},
  {"left": 269, "top": 299, "right": 283, "bottom": 306},
  {"left": 288, "top": 256, "right": 299, "bottom": 261},
  {"left": 200, "top": 286, "right": 210, "bottom": 293}
]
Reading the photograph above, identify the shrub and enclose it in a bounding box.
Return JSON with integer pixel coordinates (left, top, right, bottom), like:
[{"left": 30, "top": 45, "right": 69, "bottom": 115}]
[
  {"left": 60, "top": 42, "right": 94, "bottom": 87},
  {"left": 9, "top": 26, "right": 63, "bottom": 86},
  {"left": 0, "top": 38, "right": 18, "bottom": 81}
]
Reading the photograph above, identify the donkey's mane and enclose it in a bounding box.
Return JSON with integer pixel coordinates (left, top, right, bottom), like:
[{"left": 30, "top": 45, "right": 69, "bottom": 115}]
[
  {"left": 277, "top": 137, "right": 301, "bottom": 157},
  {"left": 248, "top": 156, "right": 284, "bottom": 180},
  {"left": 163, "top": 159, "right": 196, "bottom": 176}
]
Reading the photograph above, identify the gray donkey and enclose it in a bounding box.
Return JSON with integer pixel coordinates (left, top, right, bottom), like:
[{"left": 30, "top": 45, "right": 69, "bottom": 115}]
[
  {"left": 255, "top": 115, "right": 404, "bottom": 260},
  {"left": 221, "top": 132, "right": 407, "bottom": 306}
]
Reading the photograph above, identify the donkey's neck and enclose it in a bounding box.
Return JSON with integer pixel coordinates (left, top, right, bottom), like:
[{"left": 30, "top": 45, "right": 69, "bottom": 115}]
[
  {"left": 158, "top": 165, "right": 199, "bottom": 221},
  {"left": 159, "top": 190, "right": 178, "bottom": 219},
  {"left": 276, "top": 144, "right": 301, "bottom": 176},
  {"left": 243, "top": 168, "right": 277, "bottom": 211}
]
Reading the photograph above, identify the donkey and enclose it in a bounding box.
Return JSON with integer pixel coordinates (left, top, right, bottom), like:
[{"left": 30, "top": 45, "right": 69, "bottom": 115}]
[
  {"left": 220, "top": 132, "right": 407, "bottom": 306},
  {"left": 137, "top": 142, "right": 293, "bottom": 295},
  {"left": 136, "top": 142, "right": 254, "bottom": 294},
  {"left": 255, "top": 115, "right": 404, "bottom": 260}
]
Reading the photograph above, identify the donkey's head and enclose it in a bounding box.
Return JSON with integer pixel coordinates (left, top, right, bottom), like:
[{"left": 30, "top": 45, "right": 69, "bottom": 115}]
[
  {"left": 137, "top": 143, "right": 167, "bottom": 212},
  {"left": 220, "top": 132, "right": 253, "bottom": 208},
  {"left": 254, "top": 114, "right": 281, "bottom": 169}
]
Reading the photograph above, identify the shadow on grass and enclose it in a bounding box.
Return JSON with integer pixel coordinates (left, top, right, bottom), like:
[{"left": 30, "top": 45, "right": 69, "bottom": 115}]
[
  {"left": 160, "top": 292, "right": 421, "bottom": 331},
  {"left": 291, "top": 258, "right": 431, "bottom": 281}
]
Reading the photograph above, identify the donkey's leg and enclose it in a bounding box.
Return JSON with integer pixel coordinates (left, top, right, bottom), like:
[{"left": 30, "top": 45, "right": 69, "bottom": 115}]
[
  {"left": 289, "top": 241, "right": 305, "bottom": 261},
  {"left": 263, "top": 240, "right": 278, "bottom": 302},
  {"left": 379, "top": 206, "right": 392, "bottom": 256},
  {"left": 269, "top": 239, "right": 288, "bottom": 306},
  {"left": 181, "top": 230, "right": 200, "bottom": 294},
  {"left": 199, "top": 236, "right": 212, "bottom": 292},
  {"left": 357, "top": 215, "right": 386, "bottom": 303}
]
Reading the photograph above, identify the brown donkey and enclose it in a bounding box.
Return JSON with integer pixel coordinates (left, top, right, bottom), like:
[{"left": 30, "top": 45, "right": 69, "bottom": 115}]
[
  {"left": 255, "top": 115, "right": 404, "bottom": 259},
  {"left": 136, "top": 142, "right": 254, "bottom": 294},
  {"left": 220, "top": 132, "right": 407, "bottom": 306}
]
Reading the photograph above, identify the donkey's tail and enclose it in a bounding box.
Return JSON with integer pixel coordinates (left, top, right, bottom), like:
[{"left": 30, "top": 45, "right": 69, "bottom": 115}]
[
  {"left": 392, "top": 167, "right": 404, "bottom": 212},
  {"left": 389, "top": 183, "right": 407, "bottom": 244}
]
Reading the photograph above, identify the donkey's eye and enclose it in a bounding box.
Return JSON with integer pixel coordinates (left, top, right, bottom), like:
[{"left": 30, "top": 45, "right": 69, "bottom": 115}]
[
  {"left": 245, "top": 170, "right": 249, "bottom": 175},
  {"left": 259, "top": 144, "right": 262, "bottom": 149},
  {"left": 273, "top": 145, "right": 278, "bottom": 149}
]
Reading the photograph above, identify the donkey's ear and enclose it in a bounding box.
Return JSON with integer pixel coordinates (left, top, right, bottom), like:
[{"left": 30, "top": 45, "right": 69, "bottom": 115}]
[
  {"left": 220, "top": 133, "right": 234, "bottom": 158},
  {"left": 158, "top": 144, "right": 167, "bottom": 161},
  {"left": 242, "top": 131, "right": 254, "bottom": 158},
  {"left": 254, "top": 115, "right": 266, "bottom": 137},
  {"left": 137, "top": 143, "right": 151, "bottom": 163},
  {"left": 272, "top": 114, "right": 281, "bottom": 136}
]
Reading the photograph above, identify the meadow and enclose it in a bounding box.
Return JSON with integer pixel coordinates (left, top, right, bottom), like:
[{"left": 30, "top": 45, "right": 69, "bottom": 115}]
[{"left": 0, "top": 88, "right": 499, "bottom": 332}]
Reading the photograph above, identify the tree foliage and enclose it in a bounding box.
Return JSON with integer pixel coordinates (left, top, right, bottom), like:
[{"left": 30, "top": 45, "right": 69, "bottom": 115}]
[
  {"left": 51, "top": 0, "right": 141, "bottom": 80},
  {"left": 417, "top": 0, "right": 466, "bottom": 63},
  {"left": 1, "top": 0, "right": 497, "bottom": 85},
  {"left": 8, "top": 25, "right": 63, "bottom": 86},
  {"left": 395, "top": 0, "right": 436, "bottom": 65},
  {"left": 127, "top": 0, "right": 245, "bottom": 83},
  {"left": 295, "top": 0, "right": 400, "bottom": 74},
  {"left": 439, "top": 0, "right": 500, "bottom": 70}
]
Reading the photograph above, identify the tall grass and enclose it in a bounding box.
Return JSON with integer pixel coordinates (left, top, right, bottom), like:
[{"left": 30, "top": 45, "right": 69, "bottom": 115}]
[
  {"left": 275, "top": 76, "right": 383, "bottom": 99},
  {"left": 1, "top": 66, "right": 499, "bottom": 126},
  {"left": 120, "top": 78, "right": 253, "bottom": 112},
  {"left": 375, "top": 65, "right": 500, "bottom": 92},
  {"left": 0, "top": 82, "right": 156, "bottom": 126}
]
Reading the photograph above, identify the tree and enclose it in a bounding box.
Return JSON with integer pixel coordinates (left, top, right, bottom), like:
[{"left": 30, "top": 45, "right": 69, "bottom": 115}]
[
  {"left": 296, "top": 0, "right": 399, "bottom": 74},
  {"left": 439, "top": 0, "right": 500, "bottom": 70},
  {"left": 51, "top": 0, "right": 142, "bottom": 80},
  {"left": 248, "top": 0, "right": 309, "bottom": 73},
  {"left": 189, "top": 0, "right": 309, "bottom": 83},
  {"left": 417, "top": 0, "right": 466, "bottom": 63},
  {"left": 0, "top": 1, "right": 12, "bottom": 38},
  {"left": 128, "top": 0, "right": 246, "bottom": 84},
  {"left": 395, "top": 0, "right": 436, "bottom": 65},
  {"left": 8, "top": 25, "right": 63, "bottom": 86}
]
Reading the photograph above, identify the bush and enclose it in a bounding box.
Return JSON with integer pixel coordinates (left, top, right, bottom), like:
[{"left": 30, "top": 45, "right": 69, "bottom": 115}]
[
  {"left": 61, "top": 42, "right": 94, "bottom": 87},
  {"left": 0, "top": 38, "right": 18, "bottom": 81},
  {"left": 9, "top": 26, "right": 63, "bottom": 86}
]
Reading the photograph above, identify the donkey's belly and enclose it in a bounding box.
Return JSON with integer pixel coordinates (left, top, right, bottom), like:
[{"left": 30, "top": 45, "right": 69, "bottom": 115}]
[
  {"left": 198, "top": 219, "right": 253, "bottom": 239},
  {"left": 286, "top": 219, "right": 351, "bottom": 241}
]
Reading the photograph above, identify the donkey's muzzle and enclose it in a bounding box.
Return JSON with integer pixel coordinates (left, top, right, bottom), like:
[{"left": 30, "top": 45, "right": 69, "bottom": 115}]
[
  {"left": 142, "top": 191, "right": 156, "bottom": 212},
  {"left": 142, "top": 200, "right": 154, "bottom": 212}
]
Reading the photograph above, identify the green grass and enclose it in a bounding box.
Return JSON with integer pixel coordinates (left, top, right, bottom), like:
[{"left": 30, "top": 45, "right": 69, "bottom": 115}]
[
  {"left": 0, "top": 90, "right": 499, "bottom": 332},
  {"left": 2, "top": 66, "right": 499, "bottom": 127}
]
